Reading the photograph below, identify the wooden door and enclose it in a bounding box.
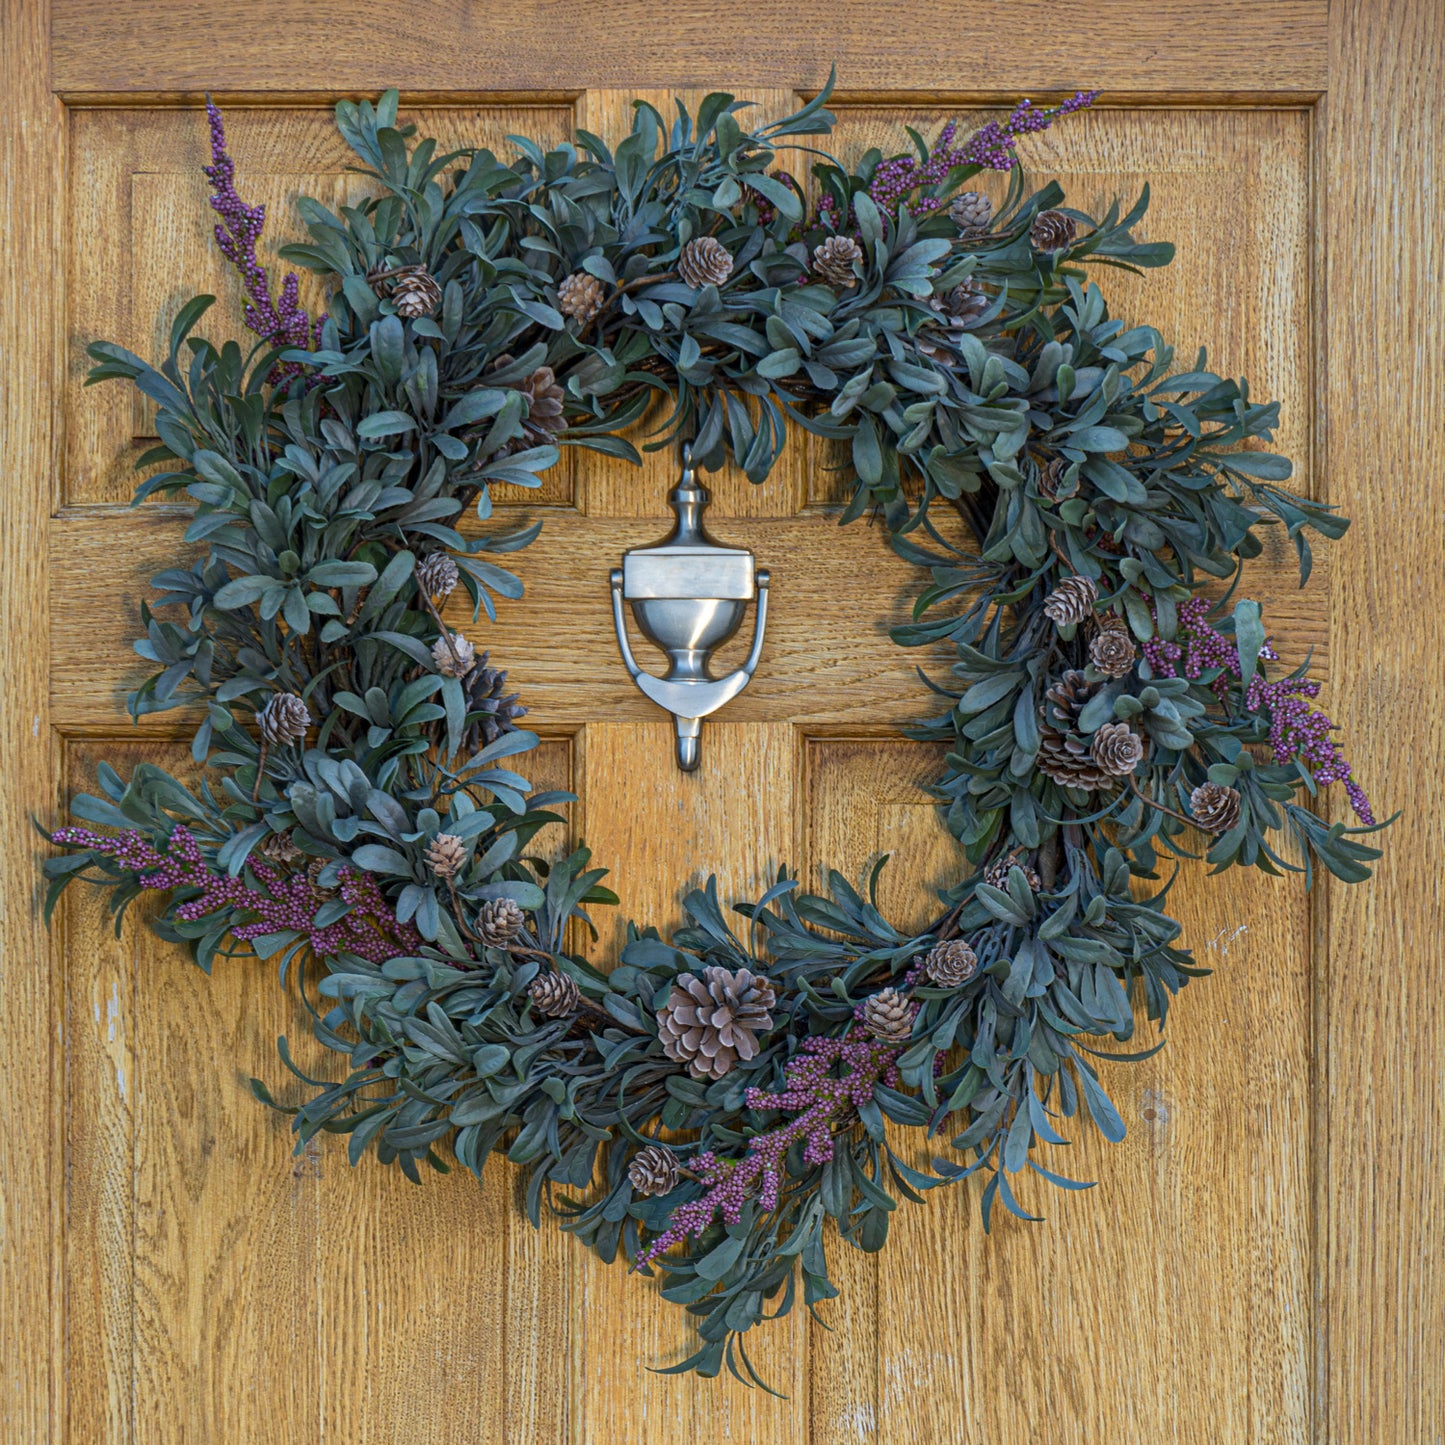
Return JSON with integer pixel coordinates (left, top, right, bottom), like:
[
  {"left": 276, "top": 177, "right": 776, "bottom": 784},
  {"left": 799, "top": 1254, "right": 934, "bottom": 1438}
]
[{"left": 4, "top": 2, "right": 1440, "bottom": 1440}]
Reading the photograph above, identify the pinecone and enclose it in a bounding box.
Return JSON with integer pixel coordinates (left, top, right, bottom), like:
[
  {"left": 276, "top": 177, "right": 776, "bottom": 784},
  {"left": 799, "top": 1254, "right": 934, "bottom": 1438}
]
[
  {"left": 368, "top": 263, "right": 442, "bottom": 318},
  {"left": 528, "top": 969, "right": 579, "bottom": 1018},
  {"left": 924, "top": 939, "right": 979, "bottom": 988},
  {"left": 1042, "top": 574, "right": 1099, "bottom": 627},
  {"left": 417, "top": 551, "right": 459, "bottom": 601},
  {"left": 862, "top": 987, "right": 916, "bottom": 1043},
  {"left": 513, "top": 365, "right": 567, "bottom": 449},
  {"left": 1189, "top": 782, "right": 1243, "bottom": 835},
  {"left": 656, "top": 966, "right": 776, "bottom": 1080},
  {"left": 919, "top": 281, "right": 990, "bottom": 360},
  {"left": 258, "top": 692, "right": 311, "bottom": 746},
  {"left": 432, "top": 631, "right": 476, "bottom": 678},
  {"left": 1089, "top": 618, "right": 1137, "bottom": 679},
  {"left": 557, "top": 270, "right": 605, "bottom": 323},
  {"left": 1090, "top": 722, "right": 1145, "bottom": 778},
  {"left": 949, "top": 190, "right": 994, "bottom": 237},
  {"left": 1030, "top": 209, "right": 1078, "bottom": 253},
  {"left": 425, "top": 832, "right": 466, "bottom": 881},
  {"left": 458, "top": 651, "right": 527, "bottom": 753},
  {"left": 1036, "top": 670, "right": 1114, "bottom": 791},
  {"left": 1037, "top": 456, "right": 1071, "bottom": 502},
  {"left": 627, "top": 1142, "right": 681, "bottom": 1197},
  {"left": 307, "top": 856, "right": 338, "bottom": 895},
  {"left": 812, "top": 235, "right": 863, "bottom": 288},
  {"left": 678, "top": 236, "right": 734, "bottom": 290},
  {"left": 984, "top": 851, "right": 1043, "bottom": 892},
  {"left": 259, "top": 830, "right": 304, "bottom": 866},
  {"left": 478, "top": 897, "right": 526, "bottom": 946}
]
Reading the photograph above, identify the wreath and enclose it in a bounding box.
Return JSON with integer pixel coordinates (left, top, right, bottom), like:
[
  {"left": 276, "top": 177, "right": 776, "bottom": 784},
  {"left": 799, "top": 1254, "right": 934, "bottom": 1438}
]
[{"left": 45, "top": 77, "right": 1389, "bottom": 1388}]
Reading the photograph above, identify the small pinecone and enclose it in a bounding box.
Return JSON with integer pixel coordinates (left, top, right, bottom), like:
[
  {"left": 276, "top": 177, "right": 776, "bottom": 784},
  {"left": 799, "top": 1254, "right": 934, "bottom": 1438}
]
[
  {"left": 1190, "top": 782, "right": 1243, "bottom": 835},
  {"left": 656, "top": 966, "right": 776, "bottom": 1080},
  {"left": 514, "top": 365, "right": 567, "bottom": 449},
  {"left": 862, "top": 987, "right": 916, "bottom": 1043},
  {"left": 528, "top": 969, "right": 579, "bottom": 1018},
  {"left": 627, "top": 1142, "right": 681, "bottom": 1197},
  {"left": 812, "top": 235, "right": 863, "bottom": 288},
  {"left": 424, "top": 832, "right": 466, "bottom": 881},
  {"left": 377, "top": 264, "right": 443, "bottom": 319},
  {"left": 1037, "top": 456, "right": 1070, "bottom": 501},
  {"left": 417, "top": 551, "right": 459, "bottom": 601},
  {"left": 1030, "top": 209, "right": 1078, "bottom": 253},
  {"left": 932, "top": 280, "right": 989, "bottom": 326},
  {"left": 478, "top": 897, "right": 527, "bottom": 946},
  {"left": 307, "top": 856, "right": 337, "bottom": 895},
  {"left": 1042, "top": 574, "right": 1099, "bottom": 627},
  {"left": 678, "top": 236, "right": 734, "bottom": 290},
  {"left": 924, "top": 939, "right": 979, "bottom": 988},
  {"left": 1089, "top": 619, "right": 1137, "bottom": 679},
  {"left": 557, "top": 270, "right": 605, "bottom": 323},
  {"left": 1036, "top": 669, "right": 1113, "bottom": 791},
  {"left": 431, "top": 631, "right": 476, "bottom": 678},
  {"left": 259, "top": 830, "right": 304, "bottom": 866},
  {"left": 949, "top": 190, "right": 994, "bottom": 237},
  {"left": 459, "top": 651, "right": 527, "bottom": 752},
  {"left": 258, "top": 692, "right": 311, "bottom": 746},
  {"left": 984, "top": 851, "right": 1043, "bottom": 892},
  {"left": 1090, "top": 722, "right": 1145, "bottom": 778}
]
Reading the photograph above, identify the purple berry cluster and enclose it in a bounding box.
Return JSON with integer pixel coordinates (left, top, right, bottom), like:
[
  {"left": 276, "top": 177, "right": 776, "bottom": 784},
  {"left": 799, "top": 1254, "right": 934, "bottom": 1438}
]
[
  {"left": 636, "top": 1033, "right": 903, "bottom": 1267},
  {"left": 204, "top": 99, "right": 324, "bottom": 381},
  {"left": 1142, "top": 596, "right": 1373, "bottom": 823},
  {"left": 50, "top": 825, "right": 420, "bottom": 963},
  {"left": 817, "top": 91, "right": 1098, "bottom": 231}
]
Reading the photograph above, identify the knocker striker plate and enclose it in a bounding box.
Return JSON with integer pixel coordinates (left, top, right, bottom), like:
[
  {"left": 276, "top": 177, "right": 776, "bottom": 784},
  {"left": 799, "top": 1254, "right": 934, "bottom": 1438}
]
[{"left": 610, "top": 445, "right": 770, "bottom": 771}]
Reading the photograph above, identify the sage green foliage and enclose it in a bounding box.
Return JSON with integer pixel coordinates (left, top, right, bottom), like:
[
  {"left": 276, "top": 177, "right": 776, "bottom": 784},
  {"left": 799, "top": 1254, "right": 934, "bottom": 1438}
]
[{"left": 46, "top": 79, "right": 1388, "bottom": 1387}]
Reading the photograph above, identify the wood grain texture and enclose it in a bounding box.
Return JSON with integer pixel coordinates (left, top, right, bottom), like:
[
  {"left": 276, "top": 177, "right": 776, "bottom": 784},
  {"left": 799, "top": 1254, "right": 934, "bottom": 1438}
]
[
  {"left": 0, "top": 0, "right": 62, "bottom": 1438},
  {"left": 50, "top": 505, "right": 1332, "bottom": 736},
  {"left": 1323, "top": 0, "right": 1445, "bottom": 1438},
  {"left": 62, "top": 739, "right": 576, "bottom": 1444},
  {"left": 803, "top": 742, "right": 1311, "bottom": 1445},
  {"left": 49, "top": 0, "right": 1328, "bottom": 97},
  {"left": 66, "top": 104, "right": 576, "bottom": 507}
]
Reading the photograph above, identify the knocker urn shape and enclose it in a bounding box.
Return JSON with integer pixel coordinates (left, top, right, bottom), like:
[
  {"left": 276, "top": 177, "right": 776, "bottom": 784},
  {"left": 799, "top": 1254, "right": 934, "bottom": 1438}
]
[{"left": 610, "top": 446, "right": 770, "bottom": 771}]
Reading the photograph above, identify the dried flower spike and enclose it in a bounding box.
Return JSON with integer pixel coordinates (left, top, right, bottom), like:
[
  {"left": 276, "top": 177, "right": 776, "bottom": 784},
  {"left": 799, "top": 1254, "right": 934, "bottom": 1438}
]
[
  {"left": 628, "top": 1143, "right": 681, "bottom": 1197},
  {"left": 529, "top": 970, "right": 579, "bottom": 1018},
  {"left": 258, "top": 692, "right": 311, "bottom": 746},
  {"left": 678, "top": 237, "right": 733, "bottom": 290}
]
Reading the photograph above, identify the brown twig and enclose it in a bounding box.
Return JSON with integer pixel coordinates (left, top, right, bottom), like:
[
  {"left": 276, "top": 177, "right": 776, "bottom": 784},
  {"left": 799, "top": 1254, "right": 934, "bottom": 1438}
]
[
  {"left": 416, "top": 587, "right": 467, "bottom": 673},
  {"left": 1128, "top": 776, "right": 1197, "bottom": 829},
  {"left": 251, "top": 738, "right": 269, "bottom": 806}
]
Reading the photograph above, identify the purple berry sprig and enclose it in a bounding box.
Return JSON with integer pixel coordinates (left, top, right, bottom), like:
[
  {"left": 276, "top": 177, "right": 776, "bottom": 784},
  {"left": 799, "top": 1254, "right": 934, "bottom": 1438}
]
[{"left": 203, "top": 98, "right": 325, "bottom": 382}]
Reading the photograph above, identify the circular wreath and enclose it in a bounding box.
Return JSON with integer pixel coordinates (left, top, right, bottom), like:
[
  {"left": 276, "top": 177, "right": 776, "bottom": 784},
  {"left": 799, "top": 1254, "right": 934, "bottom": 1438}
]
[{"left": 46, "top": 78, "right": 1388, "bottom": 1387}]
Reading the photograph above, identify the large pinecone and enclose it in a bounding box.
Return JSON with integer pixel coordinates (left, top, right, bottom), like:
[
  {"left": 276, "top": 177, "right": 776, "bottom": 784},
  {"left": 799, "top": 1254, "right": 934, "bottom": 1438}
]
[
  {"left": 678, "top": 237, "right": 734, "bottom": 290},
  {"left": 432, "top": 631, "right": 477, "bottom": 678},
  {"left": 1089, "top": 618, "right": 1137, "bottom": 679},
  {"left": 479, "top": 897, "right": 527, "bottom": 946},
  {"left": 812, "top": 235, "right": 863, "bottom": 288},
  {"left": 1042, "top": 574, "right": 1099, "bottom": 627},
  {"left": 528, "top": 970, "right": 579, "bottom": 1018},
  {"left": 924, "top": 940, "right": 979, "bottom": 988},
  {"left": 457, "top": 651, "right": 527, "bottom": 752},
  {"left": 656, "top": 966, "right": 776, "bottom": 1080},
  {"left": 628, "top": 1143, "right": 681, "bottom": 1197},
  {"left": 417, "top": 551, "right": 459, "bottom": 601},
  {"left": 1036, "top": 670, "right": 1114, "bottom": 791},
  {"left": 862, "top": 987, "right": 916, "bottom": 1042},
  {"left": 258, "top": 692, "right": 311, "bottom": 746},
  {"left": 425, "top": 832, "right": 466, "bottom": 880},
  {"left": 1190, "top": 782, "right": 1243, "bottom": 834},
  {"left": 1090, "top": 722, "right": 1145, "bottom": 778},
  {"left": 557, "top": 270, "right": 605, "bottom": 323},
  {"left": 1030, "top": 209, "right": 1078, "bottom": 253},
  {"left": 949, "top": 190, "right": 994, "bottom": 237}
]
